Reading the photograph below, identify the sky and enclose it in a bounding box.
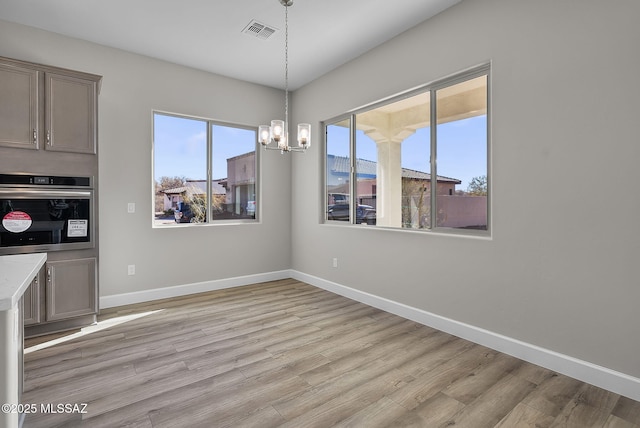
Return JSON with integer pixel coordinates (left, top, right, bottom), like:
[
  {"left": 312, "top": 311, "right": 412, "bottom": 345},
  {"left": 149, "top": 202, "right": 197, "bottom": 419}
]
[{"left": 153, "top": 113, "right": 255, "bottom": 182}]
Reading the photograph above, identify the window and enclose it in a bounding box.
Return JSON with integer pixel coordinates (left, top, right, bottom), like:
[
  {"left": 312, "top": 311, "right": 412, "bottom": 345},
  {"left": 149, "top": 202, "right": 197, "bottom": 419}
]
[
  {"left": 324, "top": 66, "right": 489, "bottom": 234},
  {"left": 326, "top": 118, "right": 351, "bottom": 222},
  {"left": 153, "top": 112, "right": 258, "bottom": 226}
]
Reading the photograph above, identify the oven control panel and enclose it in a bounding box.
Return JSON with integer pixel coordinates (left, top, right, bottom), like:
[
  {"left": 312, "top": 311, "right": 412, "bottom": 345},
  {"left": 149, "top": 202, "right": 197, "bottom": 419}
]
[{"left": 0, "top": 174, "right": 91, "bottom": 187}]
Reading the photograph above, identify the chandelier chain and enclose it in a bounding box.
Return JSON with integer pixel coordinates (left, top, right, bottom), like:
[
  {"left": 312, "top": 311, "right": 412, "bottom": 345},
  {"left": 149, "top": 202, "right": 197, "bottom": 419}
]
[
  {"left": 284, "top": 3, "right": 289, "bottom": 130},
  {"left": 258, "top": 0, "right": 309, "bottom": 153}
]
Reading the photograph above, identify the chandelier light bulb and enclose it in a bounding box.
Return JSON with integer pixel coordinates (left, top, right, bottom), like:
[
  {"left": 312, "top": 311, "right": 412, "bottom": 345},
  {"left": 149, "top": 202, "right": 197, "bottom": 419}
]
[
  {"left": 258, "top": 125, "right": 271, "bottom": 145},
  {"left": 271, "top": 120, "right": 284, "bottom": 142},
  {"left": 298, "top": 123, "right": 311, "bottom": 147}
]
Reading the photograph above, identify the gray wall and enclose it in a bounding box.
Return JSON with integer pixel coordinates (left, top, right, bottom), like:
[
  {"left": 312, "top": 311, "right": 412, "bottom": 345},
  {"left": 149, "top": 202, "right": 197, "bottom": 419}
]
[
  {"left": 0, "top": 19, "right": 292, "bottom": 297},
  {"left": 291, "top": 0, "right": 640, "bottom": 379}
]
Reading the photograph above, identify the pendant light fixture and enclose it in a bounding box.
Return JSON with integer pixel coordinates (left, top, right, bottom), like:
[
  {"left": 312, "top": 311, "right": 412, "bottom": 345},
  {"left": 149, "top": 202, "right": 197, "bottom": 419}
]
[{"left": 258, "top": 0, "right": 311, "bottom": 153}]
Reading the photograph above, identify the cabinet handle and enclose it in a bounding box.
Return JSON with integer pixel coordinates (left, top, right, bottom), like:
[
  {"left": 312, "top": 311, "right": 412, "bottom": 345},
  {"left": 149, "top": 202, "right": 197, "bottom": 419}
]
[
  {"left": 46, "top": 130, "right": 51, "bottom": 145},
  {"left": 33, "top": 129, "right": 37, "bottom": 144},
  {"left": 47, "top": 267, "right": 51, "bottom": 285}
]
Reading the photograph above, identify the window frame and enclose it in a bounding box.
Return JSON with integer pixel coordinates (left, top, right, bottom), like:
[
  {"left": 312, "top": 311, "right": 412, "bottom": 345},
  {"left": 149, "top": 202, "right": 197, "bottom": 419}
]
[
  {"left": 322, "top": 64, "right": 491, "bottom": 236},
  {"left": 152, "top": 110, "right": 260, "bottom": 227}
]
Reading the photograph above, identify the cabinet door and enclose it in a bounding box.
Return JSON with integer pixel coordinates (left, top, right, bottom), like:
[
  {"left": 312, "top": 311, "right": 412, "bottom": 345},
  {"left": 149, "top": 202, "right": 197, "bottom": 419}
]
[
  {"left": 45, "top": 73, "right": 97, "bottom": 154},
  {"left": 22, "top": 269, "right": 42, "bottom": 326},
  {"left": 0, "top": 62, "right": 39, "bottom": 150},
  {"left": 46, "top": 258, "right": 97, "bottom": 321}
]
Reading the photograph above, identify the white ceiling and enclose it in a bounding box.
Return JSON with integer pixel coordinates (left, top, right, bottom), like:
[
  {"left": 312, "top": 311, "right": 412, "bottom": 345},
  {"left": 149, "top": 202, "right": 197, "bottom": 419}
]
[{"left": 0, "top": 0, "right": 460, "bottom": 90}]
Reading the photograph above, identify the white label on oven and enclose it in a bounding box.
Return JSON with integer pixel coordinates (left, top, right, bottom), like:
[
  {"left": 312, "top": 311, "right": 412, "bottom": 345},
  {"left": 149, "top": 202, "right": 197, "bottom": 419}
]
[
  {"left": 2, "top": 211, "right": 32, "bottom": 233},
  {"left": 68, "top": 219, "right": 88, "bottom": 237}
]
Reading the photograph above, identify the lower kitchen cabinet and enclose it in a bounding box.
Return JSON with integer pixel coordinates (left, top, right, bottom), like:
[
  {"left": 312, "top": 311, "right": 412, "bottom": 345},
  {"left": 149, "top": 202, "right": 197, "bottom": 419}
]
[
  {"left": 46, "top": 258, "right": 97, "bottom": 321},
  {"left": 22, "top": 270, "right": 42, "bottom": 326},
  {"left": 23, "top": 258, "right": 97, "bottom": 333}
]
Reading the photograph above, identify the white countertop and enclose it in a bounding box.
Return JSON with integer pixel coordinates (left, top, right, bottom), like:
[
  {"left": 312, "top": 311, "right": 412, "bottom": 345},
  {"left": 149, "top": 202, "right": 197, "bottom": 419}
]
[{"left": 0, "top": 253, "right": 47, "bottom": 311}]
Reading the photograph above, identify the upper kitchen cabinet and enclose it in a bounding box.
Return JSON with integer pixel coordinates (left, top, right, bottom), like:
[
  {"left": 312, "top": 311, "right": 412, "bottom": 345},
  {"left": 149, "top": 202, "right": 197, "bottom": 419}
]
[
  {"left": 45, "top": 72, "right": 97, "bottom": 154},
  {"left": 0, "top": 56, "right": 101, "bottom": 154},
  {"left": 0, "top": 61, "right": 39, "bottom": 150}
]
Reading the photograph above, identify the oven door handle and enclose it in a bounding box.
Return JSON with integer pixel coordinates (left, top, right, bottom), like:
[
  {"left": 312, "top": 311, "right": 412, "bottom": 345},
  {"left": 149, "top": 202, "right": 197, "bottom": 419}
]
[{"left": 0, "top": 189, "right": 92, "bottom": 199}]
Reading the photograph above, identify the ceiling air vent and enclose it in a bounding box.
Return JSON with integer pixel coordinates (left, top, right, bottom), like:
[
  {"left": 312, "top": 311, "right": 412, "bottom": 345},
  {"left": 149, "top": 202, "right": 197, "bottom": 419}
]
[{"left": 242, "top": 20, "right": 277, "bottom": 40}]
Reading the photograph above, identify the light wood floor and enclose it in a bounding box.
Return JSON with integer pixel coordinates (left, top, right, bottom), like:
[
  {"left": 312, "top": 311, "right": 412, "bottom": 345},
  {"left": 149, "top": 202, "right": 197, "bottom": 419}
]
[{"left": 23, "top": 279, "right": 640, "bottom": 427}]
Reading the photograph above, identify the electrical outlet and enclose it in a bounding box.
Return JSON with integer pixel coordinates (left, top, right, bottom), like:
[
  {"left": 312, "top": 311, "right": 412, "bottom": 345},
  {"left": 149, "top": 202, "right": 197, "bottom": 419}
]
[
  {"left": 127, "top": 203, "right": 135, "bottom": 213},
  {"left": 332, "top": 258, "right": 338, "bottom": 268},
  {"left": 127, "top": 264, "right": 136, "bottom": 275}
]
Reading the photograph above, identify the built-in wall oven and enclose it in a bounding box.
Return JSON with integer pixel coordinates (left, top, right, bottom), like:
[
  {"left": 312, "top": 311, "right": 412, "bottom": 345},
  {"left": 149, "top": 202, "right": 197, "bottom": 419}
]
[{"left": 0, "top": 173, "right": 94, "bottom": 255}]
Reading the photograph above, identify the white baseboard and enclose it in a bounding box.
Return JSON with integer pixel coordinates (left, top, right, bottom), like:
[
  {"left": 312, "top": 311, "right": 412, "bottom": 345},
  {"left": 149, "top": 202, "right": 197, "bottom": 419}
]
[
  {"left": 99, "top": 270, "right": 291, "bottom": 309},
  {"left": 100, "top": 269, "right": 640, "bottom": 402},
  {"left": 290, "top": 270, "right": 640, "bottom": 402}
]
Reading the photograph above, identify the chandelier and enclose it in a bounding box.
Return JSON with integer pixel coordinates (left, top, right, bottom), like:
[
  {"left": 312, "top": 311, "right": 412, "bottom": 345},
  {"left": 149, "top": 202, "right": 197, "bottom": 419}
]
[{"left": 258, "top": 0, "right": 311, "bottom": 153}]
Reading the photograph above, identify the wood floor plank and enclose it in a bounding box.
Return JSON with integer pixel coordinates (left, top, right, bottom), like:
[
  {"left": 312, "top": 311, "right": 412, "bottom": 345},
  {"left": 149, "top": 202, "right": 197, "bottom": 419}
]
[
  {"left": 218, "top": 405, "right": 285, "bottom": 428},
  {"left": 387, "top": 344, "right": 498, "bottom": 411},
  {"left": 133, "top": 322, "right": 318, "bottom": 375},
  {"left": 613, "top": 396, "right": 640, "bottom": 425},
  {"left": 21, "top": 279, "right": 640, "bottom": 427},
  {"left": 391, "top": 392, "right": 467, "bottom": 427},
  {"left": 65, "top": 369, "right": 246, "bottom": 428},
  {"left": 332, "top": 396, "right": 412, "bottom": 428},
  {"left": 271, "top": 356, "right": 411, "bottom": 421},
  {"left": 147, "top": 369, "right": 309, "bottom": 428},
  {"left": 24, "top": 332, "right": 125, "bottom": 363},
  {"left": 442, "top": 352, "right": 524, "bottom": 404},
  {"left": 237, "top": 319, "right": 379, "bottom": 380},
  {"left": 494, "top": 402, "right": 555, "bottom": 428},
  {"left": 316, "top": 319, "right": 430, "bottom": 362},
  {"left": 23, "top": 360, "right": 137, "bottom": 401},
  {"left": 521, "top": 371, "right": 584, "bottom": 418},
  {"left": 277, "top": 368, "right": 414, "bottom": 428},
  {"left": 441, "top": 374, "right": 537, "bottom": 427},
  {"left": 26, "top": 345, "right": 177, "bottom": 393},
  {"left": 266, "top": 313, "right": 406, "bottom": 358},
  {"left": 550, "top": 384, "right": 621, "bottom": 428},
  {"left": 298, "top": 331, "right": 424, "bottom": 386},
  {"left": 509, "top": 361, "right": 556, "bottom": 385},
  {"left": 603, "top": 415, "right": 640, "bottom": 428},
  {"left": 393, "top": 335, "right": 477, "bottom": 379}
]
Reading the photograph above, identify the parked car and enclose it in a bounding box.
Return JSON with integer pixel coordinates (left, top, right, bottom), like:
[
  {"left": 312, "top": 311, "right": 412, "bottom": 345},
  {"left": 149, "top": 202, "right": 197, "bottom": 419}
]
[
  {"left": 246, "top": 201, "right": 256, "bottom": 217},
  {"left": 174, "top": 202, "right": 195, "bottom": 223},
  {"left": 327, "top": 204, "right": 376, "bottom": 225}
]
